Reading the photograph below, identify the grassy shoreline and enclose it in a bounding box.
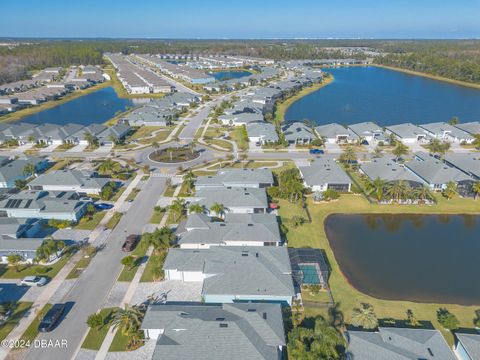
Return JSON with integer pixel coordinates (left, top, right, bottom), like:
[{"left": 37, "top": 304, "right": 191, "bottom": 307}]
[
  {"left": 279, "top": 194, "right": 480, "bottom": 345},
  {"left": 373, "top": 64, "right": 480, "bottom": 90},
  {"left": 274, "top": 76, "right": 334, "bottom": 123}
]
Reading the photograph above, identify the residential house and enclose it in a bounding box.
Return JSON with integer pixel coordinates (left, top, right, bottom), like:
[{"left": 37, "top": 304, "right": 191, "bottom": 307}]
[
  {"left": 96, "top": 123, "right": 131, "bottom": 146},
  {"left": 163, "top": 246, "right": 295, "bottom": 305},
  {"left": 281, "top": 122, "right": 316, "bottom": 144},
  {"left": 193, "top": 187, "right": 269, "bottom": 216},
  {"left": 315, "top": 123, "right": 358, "bottom": 144},
  {"left": 246, "top": 122, "right": 279, "bottom": 144},
  {"left": 454, "top": 121, "right": 480, "bottom": 136},
  {"left": 298, "top": 157, "right": 352, "bottom": 192},
  {"left": 419, "top": 122, "right": 474, "bottom": 144},
  {"left": 385, "top": 123, "right": 428, "bottom": 143},
  {"left": 348, "top": 122, "right": 385, "bottom": 143},
  {"left": 218, "top": 113, "right": 264, "bottom": 126},
  {"left": 454, "top": 333, "right": 480, "bottom": 360},
  {"left": 141, "top": 303, "right": 286, "bottom": 360},
  {"left": 178, "top": 213, "right": 281, "bottom": 248},
  {"left": 359, "top": 156, "right": 425, "bottom": 187},
  {"left": 346, "top": 327, "right": 456, "bottom": 360},
  {"left": 28, "top": 170, "right": 110, "bottom": 195},
  {"left": 195, "top": 168, "right": 274, "bottom": 190},
  {"left": 0, "top": 190, "right": 87, "bottom": 221},
  {"left": 443, "top": 153, "right": 480, "bottom": 180},
  {"left": 405, "top": 152, "right": 474, "bottom": 192},
  {"left": 0, "top": 237, "right": 45, "bottom": 264},
  {"left": 0, "top": 157, "right": 49, "bottom": 188}
]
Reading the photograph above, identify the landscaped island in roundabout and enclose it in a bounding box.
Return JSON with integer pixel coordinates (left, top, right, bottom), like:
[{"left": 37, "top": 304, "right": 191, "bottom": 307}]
[{"left": 148, "top": 146, "right": 200, "bottom": 163}]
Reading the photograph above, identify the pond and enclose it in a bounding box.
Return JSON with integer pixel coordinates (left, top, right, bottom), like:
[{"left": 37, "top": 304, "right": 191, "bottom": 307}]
[
  {"left": 210, "top": 70, "right": 252, "bottom": 81},
  {"left": 18, "top": 86, "right": 137, "bottom": 126},
  {"left": 285, "top": 66, "right": 480, "bottom": 126},
  {"left": 325, "top": 213, "right": 480, "bottom": 305}
]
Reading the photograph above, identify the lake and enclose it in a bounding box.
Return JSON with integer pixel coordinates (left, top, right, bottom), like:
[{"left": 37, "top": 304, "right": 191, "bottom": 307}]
[
  {"left": 325, "top": 213, "right": 480, "bottom": 305},
  {"left": 285, "top": 66, "right": 480, "bottom": 126},
  {"left": 18, "top": 86, "right": 136, "bottom": 126},
  {"left": 211, "top": 70, "right": 252, "bottom": 81}
]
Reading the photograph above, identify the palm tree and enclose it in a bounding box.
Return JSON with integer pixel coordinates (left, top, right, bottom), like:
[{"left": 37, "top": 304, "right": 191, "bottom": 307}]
[
  {"left": 351, "top": 303, "right": 378, "bottom": 329},
  {"left": 108, "top": 134, "right": 118, "bottom": 145},
  {"left": 98, "top": 159, "right": 122, "bottom": 175},
  {"left": 392, "top": 142, "right": 409, "bottom": 161},
  {"left": 111, "top": 305, "right": 144, "bottom": 336},
  {"left": 443, "top": 181, "right": 457, "bottom": 200},
  {"left": 472, "top": 181, "right": 480, "bottom": 200},
  {"left": 372, "top": 146, "right": 383, "bottom": 158},
  {"left": 183, "top": 170, "right": 196, "bottom": 194},
  {"left": 84, "top": 132, "right": 98, "bottom": 147},
  {"left": 22, "top": 163, "right": 36, "bottom": 177},
  {"left": 188, "top": 203, "right": 204, "bottom": 214},
  {"left": 152, "top": 141, "right": 160, "bottom": 151},
  {"left": 473, "top": 134, "right": 480, "bottom": 150},
  {"left": 6, "top": 254, "right": 23, "bottom": 272},
  {"left": 385, "top": 180, "right": 409, "bottom": 202},
  {"left": 365, "top": 177, "right": 386, "bottom": 202},
  {"left": 169, "top": 198, "right": 186, "bottom": 222},
  {"left": 413, "top": 186, "right": 435, "bottom": 203},
  {"left": 189, "top": 141, "right": 196, "bottom": 155},
  {"left": 340, "top": 146, "right": 357, "bottom": 168},
  {"left": 210, "top": 202, "right": 225, "bottom": 218},
  {"left": 27, "top": 135, "right": 36, "bottom": 144}
]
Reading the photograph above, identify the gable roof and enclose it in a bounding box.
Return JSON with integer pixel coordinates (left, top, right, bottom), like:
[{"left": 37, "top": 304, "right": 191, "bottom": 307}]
[
  {"left": 141, "top": 302, "right": 285, "bottom": 360},
  {"left": 194, "top": 187, "right": 268, "bottom": 209},
  {"left": 360, "top": 157, "right": 425, "bottom": 185},
  {"left": 349, "top": 122, "right": 385, "bottom": 137},
  {"left": 246, "top": 122, "right": 279, "bottom": 142},
  {"left": 347, "top": 327, "right": 456, "bottom": 360},
  {"left": 281, "top": 122, "right": 315, "bottom": 141},
  {"left": 195, "top": 168, "right": 273, "bottom": 188},
  {"left": 299, "top": 157, "right": 351, "bottom": 187},
  {"left": 163, "top": 246, "right": 294, "bottom": 297},
  {"left": 456, "top": 333, "right": 480, "bottom": 360},
  {"left": 28, "top": 170, "right": 109, "bottom": 190},
  {"left": 386, "top": 123, "right": 427, "bottom": 139},
  {"left": 315, "top": 123, "right": 358, "bottom": 140},
  {"left": 443, "top": 153, "right": 480, "bottom": 179},
  {"left": 405, "top": 152, "right": 473, "bottom": 185}
]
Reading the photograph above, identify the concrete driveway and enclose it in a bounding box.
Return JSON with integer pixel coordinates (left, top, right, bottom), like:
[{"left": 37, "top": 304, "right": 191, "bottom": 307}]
[{"left": 130, "top": 280, "right": 203, "bottom": 306}]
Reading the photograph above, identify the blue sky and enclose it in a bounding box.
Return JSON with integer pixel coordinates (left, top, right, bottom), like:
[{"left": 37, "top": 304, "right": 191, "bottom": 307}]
[{"left": 1, "top": 0, "right": 479, "bottom": 39}]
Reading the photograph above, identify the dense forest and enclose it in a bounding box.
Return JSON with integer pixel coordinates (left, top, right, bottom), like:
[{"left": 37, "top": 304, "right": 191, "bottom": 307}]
[{"left": 1, "top": 39, "right": 479, "bottom": 85}]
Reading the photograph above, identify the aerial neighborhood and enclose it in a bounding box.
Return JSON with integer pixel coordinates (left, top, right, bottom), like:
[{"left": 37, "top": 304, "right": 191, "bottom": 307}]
[{"left": 0, "top": 32, "right": 479, "bottom": 360}]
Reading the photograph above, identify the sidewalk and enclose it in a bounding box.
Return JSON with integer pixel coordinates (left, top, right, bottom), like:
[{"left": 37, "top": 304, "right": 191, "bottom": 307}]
[{"left": 0, "top": 173, "right": 146, "bottom": 360}]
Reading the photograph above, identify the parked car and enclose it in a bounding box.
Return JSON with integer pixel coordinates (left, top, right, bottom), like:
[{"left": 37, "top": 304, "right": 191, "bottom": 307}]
[
  {"left": 95, "top": 203, "right": 113, "bottom": 210},
  {"left": 122, "top": 234, "right": 140, "bottom": 252},
  {"left": 309, "top": 148, "right": 324, "bottom": 154},
  {"left": 19, "top": 276, "right": 48, "bottom": 287},
  {"left": 38, "top": 303, "right": 66, "bottom": 332},
  {"left": 361, "top": 140, "right": 369, "bottom": 145}
]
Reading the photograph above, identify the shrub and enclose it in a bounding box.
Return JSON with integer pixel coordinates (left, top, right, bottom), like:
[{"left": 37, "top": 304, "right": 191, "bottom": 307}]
[
  {"left": 86, "top": 313, "right": 104, "bottom": 329},
  {"left": 437, "top": 308, "right": 459, "bottom": 330},
  {"left": 323, "top": 189, "right": 340, "bottom": 201}
]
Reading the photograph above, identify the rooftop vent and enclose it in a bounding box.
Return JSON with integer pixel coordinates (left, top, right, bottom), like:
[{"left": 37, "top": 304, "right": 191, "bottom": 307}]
[
  {"left": 219, "top": 323, "right": 228, "bottom": 328},
  {"left": 247, "top": 309, "right": 257, "bottom": 312},
  {"left": 262, "top": 312, "right": 267, "bottom": 320},
  {"left": 242, "top": 253, "right": 249, "bottom": 257},
  {"left": 427, "top": 348, "right": 434, "bottom": 356},
  {"left": 247, "top": 224, "right": 253, "bottom": 227},
  {"left": 216, "top": 317, "right": 225, "bottom": 321}
]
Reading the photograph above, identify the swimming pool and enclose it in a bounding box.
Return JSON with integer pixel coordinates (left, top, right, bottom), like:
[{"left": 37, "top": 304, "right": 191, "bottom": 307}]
[{"left": 298, "top": 264, "right": 320, "bottom": 284}]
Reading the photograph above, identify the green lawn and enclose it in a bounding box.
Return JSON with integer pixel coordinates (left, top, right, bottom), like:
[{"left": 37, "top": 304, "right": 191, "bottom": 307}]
[
  {"left": 126, "top": 188, "right": 141, "bottom": 202},
  {"left": 109, "top": 329, "right": 144, "bottom": 352},
  {"left": 0, "top": 302, "right": 33, "bottom": 341},
  {"left": 163, "top": 184, "right": 177, "bottom": 197},
  {"left": 110, "top": 186, "right": 127, "bottom": 202},
  {"left": 117, "top": 241, "right": 149, "bottom": 282},
  {"left": 19, "top": 304, "right": 52, "bottom": 343},
  {"left": 81, "top": 307, "right": 116, "bottom": 350},
  {"left": 0, "top": 252, "right": 72, "bottom": 280},
  {"left": 140, "top": 251, "right": 166, "bottom": 282},
  {"left": 149, "top": 210, "right": 165, "bottom": 224},
  {"left": 229, "top": 127, "right": 249, "bottom": 151},
  {"left": 106, "top": 212, "right": 123, "bottom": 230},
  {"left": 278, "top": 194, "right": 480, "bottom": 345},
  {"left": 137, "top": 130, "right": 171, "bottom": 145},
  {"left": 206, "top": 138, "right": 233, "bottom": 151},
  {"left": 74, "top": 212, "right": 107, "bottom": 230},
  {"left": 66, "top": 256, "right": 93, "bottom": 280}
]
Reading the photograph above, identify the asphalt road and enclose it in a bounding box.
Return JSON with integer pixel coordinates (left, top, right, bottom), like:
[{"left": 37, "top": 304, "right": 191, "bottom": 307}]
[{"left": 24, "top": 176, "right": 167, "bottom": 360}]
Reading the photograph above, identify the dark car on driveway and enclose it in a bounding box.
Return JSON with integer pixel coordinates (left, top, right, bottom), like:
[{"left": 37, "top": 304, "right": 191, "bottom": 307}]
[
  {"left": 38, "top": 303, "right": 66, "bottom": 332},
  {"left": 95, "top": 203, "right": 113, "bottom": 210},
  {"left": 122, "top": 234, "right": 139, "bottom": 252}
]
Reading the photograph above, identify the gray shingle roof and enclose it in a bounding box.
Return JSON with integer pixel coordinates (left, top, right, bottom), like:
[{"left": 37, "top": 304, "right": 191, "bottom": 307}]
[
  {"left": 281, "top": 122, "right": 315, "bottom": 142},
  {"left": 195, "top": 168, "right": 273, "bottom": 188},
  {"left": 347, "top": 327, "right": 456, "bottom": 360},
  {"left": 456, "top": 333, "right": 480, "bottom": 360},
  {"left": 454, "top": 121, "right": 480, "bottom": 135},
  {"left": 141, "top": 303, "right": 285, "bottom": 360},
  {"left": 443, "top": 153, "right": 480, "bottom": 179},
  {"left": 315, "top": 123, "right": 359, "bottom": 140},
  {"left": 0, "top": 157, "right": 45, "bottom": 184},
  {"left": 348, "top": 121, "right": 385, "bottom": 138},
  {"left": 28, "top": 170, "right": 109, "bottom": 190},
  {"left": 163, "top": 246, "right": 294, "bottom": 297},
  {"left": 0, "top": 237, "right": 44, "bottom": 252},
  {"left": 405, "top": 152, "right": 473, "bottom": 185},
  {"left": 299, "top": 157, "right": 351, "bottom": 187},
  {"left": 246, "top": 122, "right": 279, "bottom": 142},
  {"left": 360, "top": 157, "right": 425, "bottom": 185},
  {"left": 194, "top": 187, "right": 269, "bottom": 210},
  {"left": 419, "top": 122, "right": 473, "bottom": 141},
  {"left": 386, "top": 123, "right": 427, "bottom": 139}
]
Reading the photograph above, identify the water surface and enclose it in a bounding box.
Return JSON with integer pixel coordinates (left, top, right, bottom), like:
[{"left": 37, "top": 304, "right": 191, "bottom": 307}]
[
  {"left": 325, "top": 213, "right": 480, "bottom": 305},
  {"left": 285, "top": 66, "right": 480, "bottom": 126},
  {"left": 18, "top": 86, "right": 136, "bottom": 126}
]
